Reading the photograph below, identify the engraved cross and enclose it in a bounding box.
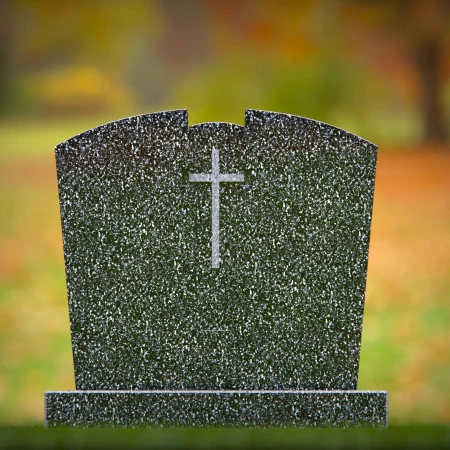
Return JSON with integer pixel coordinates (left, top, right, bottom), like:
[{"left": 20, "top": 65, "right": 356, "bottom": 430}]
[{"left": 189, "top": 148, "right": 244, "bottom": 269}]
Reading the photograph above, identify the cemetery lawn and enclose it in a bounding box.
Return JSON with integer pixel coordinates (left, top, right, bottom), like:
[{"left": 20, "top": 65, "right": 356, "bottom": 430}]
[
  {"left": 0, "top": 118, "right": 449, "bottom": 426},
  {"left": 0, "top": 425, "right": 449, "bottom": 449}
]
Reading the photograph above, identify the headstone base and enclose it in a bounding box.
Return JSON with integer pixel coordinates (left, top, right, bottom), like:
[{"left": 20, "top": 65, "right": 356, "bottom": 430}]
[{"left": 45, "top": 390, "right": 387, "bottom": 428}]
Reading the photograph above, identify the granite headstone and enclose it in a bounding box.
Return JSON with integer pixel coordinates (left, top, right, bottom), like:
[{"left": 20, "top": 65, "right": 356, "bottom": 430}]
[{"left": 45, "top": 109, "right": 387, "bottom": 427}]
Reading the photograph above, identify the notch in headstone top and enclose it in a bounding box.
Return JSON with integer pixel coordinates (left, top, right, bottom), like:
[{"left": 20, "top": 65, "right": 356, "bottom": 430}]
[{"left": 46, "top": 109, "right": 387, "bottom": 428}]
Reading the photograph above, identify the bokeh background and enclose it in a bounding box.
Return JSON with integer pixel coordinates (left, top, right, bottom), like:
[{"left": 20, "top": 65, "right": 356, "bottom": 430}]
[{"left": 0, "top": 0, "right": 449, "bottom": 426}]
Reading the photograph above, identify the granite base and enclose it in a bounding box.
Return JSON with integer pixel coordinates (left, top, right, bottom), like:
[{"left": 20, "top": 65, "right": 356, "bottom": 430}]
[{"left": 45, "top": 390, "right": 388, "bottom": 428}]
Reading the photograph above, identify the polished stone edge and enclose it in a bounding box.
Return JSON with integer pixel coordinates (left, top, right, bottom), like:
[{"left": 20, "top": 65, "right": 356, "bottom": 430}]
[{"left": 45, "top": 390, "right": 388, "bottom": 428}]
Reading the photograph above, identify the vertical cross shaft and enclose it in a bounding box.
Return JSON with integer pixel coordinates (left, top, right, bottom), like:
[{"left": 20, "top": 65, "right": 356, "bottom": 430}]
[
  {"left": 189, "top": 148, "right": 244, "bottom": 268},
  {"left": 211, "top": 148, "right": 220, "bottom": 268}
]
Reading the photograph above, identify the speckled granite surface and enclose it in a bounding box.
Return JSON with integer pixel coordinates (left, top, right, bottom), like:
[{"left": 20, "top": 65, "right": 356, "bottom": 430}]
[
  {"left": 45, "top": 391, "right": 387, "bottom": 428},
  {"left": 47, "top": 109, "right": 385, "bottom": 427}
]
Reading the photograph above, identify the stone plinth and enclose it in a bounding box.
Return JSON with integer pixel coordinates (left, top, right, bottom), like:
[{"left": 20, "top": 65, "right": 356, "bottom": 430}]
[{"left": 45, "top": 390, "right": 388, "bottom": 428}]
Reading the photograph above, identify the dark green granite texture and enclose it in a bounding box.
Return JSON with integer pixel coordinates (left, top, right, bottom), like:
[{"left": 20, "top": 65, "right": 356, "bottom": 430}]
[
  {"left": 45, "top": 391, "right": 387, "bottom": 428},
  {"left": 55, "top": 110, "right": 378, "bottom": 392}
]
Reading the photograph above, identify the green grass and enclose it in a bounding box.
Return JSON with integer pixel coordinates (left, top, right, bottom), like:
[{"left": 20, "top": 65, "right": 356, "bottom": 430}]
[{"left": 0, "top": 426, "right": 449, "bottom": 449}]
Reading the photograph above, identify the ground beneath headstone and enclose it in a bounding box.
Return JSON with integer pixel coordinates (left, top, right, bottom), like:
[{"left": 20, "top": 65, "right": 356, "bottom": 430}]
[{"left": 0, "top": 425, "right": 449, "bottom": 449}]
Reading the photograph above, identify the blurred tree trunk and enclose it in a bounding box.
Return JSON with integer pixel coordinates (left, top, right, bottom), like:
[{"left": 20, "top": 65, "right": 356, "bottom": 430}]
[
  {"left": 406, "top": 0, "right": 449, "bottom": 145},
  {"left": 0, "top": 1, "right": 12, "bottom": 115},
  {"left": 413, "top": 39, "right": 446, "bottom": 143},
  {"left": 347, "top": 0, "right": 449, "bottom": 145}
]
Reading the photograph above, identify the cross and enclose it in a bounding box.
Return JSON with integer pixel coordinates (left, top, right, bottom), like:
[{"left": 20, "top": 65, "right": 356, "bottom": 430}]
[{"left": 189, "top": 148, "right": 244, "bottom": 269}]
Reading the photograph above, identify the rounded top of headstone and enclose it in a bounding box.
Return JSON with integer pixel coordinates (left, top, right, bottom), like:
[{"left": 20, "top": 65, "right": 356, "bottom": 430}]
[
  {"left": 55, "top": 109, "right": 376, "bottom": 154},
  {"left": 245, "top": 109, "right": 377, "bottom": 150},
  {"left": 55, "top": 109, "right": 188, "bottom": 153}
]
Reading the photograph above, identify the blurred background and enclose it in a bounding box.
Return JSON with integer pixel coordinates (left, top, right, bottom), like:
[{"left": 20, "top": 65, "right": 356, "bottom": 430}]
[{"left": 0, "top": 0, "right": 448, "bottom": 426}]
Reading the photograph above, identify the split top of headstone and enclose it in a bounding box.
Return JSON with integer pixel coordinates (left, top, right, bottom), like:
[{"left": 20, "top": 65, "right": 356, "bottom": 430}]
[{"left": 56, "top": 109, "right": 377, "bottom": 391}]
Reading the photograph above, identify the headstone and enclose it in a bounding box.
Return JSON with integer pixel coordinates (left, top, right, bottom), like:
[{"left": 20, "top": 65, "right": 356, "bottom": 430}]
[{"left": 45, "top": 109, "right": 387, "bottom": 427}]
